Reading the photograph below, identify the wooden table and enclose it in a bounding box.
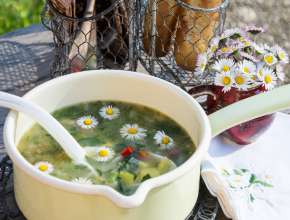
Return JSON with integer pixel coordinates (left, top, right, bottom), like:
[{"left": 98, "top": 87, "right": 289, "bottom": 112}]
[{"left": 0, "top": 25, "right": 229, "bottom": 220}]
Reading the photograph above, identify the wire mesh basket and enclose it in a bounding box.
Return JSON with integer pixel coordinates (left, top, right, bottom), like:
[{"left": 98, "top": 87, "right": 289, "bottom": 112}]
[
  {"left": 137, "top": 0, "right": 229, "bottom": 90},
  {"left": 41, "top": 0, "right": 138, "bottom": 77}
]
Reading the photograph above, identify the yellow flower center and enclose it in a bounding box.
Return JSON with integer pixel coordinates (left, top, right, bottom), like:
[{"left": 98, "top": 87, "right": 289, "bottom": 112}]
[
  {"left": 223, "top": 76, "right": 231, "bottom": 86},
  {"left": 106, "top": 108, "right": 113, "bottom": 115},
  {"left": 258, "top": 69, "right": 263, "bottom": 77},
  {"left": 264, "top": 55, "right": 273, "bottom": 64},
  {"left": 235, "top": 76, "right": 245, "bottom": 85},
  {"left": 98, "top": 149, "right": 109, "bottom": 157},
  {"left": 264, "top": 75, "right": 272, "bottom": 84},
  {"left": 128, "top": 127, "right": 138, "bottom": 134},
  {"left": 211, "top": 46, "right": 217, "bottom": 52},
  {"left": 279, "top": 52, "right": 285, "bottom": 59},
  {"left": 200, "top": 63, "right": 206, "bottom": 71},
  {"left": 38, "top": 164, "right": 48, "bottom": 172},
  {"left": 83, "top": 118, "right": 92, "bottom": 125},
  {"left": 162, "top": 136, "right": 170, "bottom": 145},
  {"left": 221, "top": 47, "right": 230, "bottom": 53},
  {"left": 244, "top": 41, "right": 251, "bottom": 47},
  {"left": 223, "top": 65, "right": 230, "bottom": 72},
  {"left": 243, "top": 67, "right": 250, "bottom": 74}
]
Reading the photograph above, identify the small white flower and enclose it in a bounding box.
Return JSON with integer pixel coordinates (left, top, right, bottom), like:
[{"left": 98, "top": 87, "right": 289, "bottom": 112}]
[
  {"left": 154, "top": 131, "right": 174, "bottom": 150},
  {"left": 217, "top": 46, "right": 236, "bottom": 55},
  {"left": 212, "top": 58, "right": 235, "bottom": 73},
  {"left": 194, "top": 53, "right": 208, "bottom": 75},
  {"left": 238, "top": 36, "right": 252, "bottom": 47},
  {"left": 34, "top": 161, "right": 54, "bottom": 174},
  {"left": 276, "top": 64, "right": 286, "bottom": 81},
  {"left": 262, "top": 44, "right": 271, "bottom": 52},
  {"left": 233, "top": 72, "right": 250, "bottom": 90},
  {"left": 85, "top": 146, "right": 115, "bottom": 162},
  {"left": 264, "top": 53, "right": 277, "bottom": 66},
  {"left": 238, "top": 60, "right": 256, "bottom": 76},
  {"left": 261, "top": 68, "right": 277, "bottom": 90},
  {"left": 208, "top": 36, "right": 220, "bottom": 53},
  {"left": 76, "top": 115, "right": 98, "bottom": 129},
  {"left": 256, "top": 62, "right": 266, "bottom": 81},
  {"left": 274, "top": 45, "right": 289, "bottom": 64},
  {"left": 71, "top": 177, "right": 93, "bottom": 185},
  {"left": 221, "top": 28, "right": 244, "bottom": 39},
  {"left": 252, "top": 42, "right": 266, "bottom": 54},
  {"left": 120, "top": 124, "right": 147, "bottom": 141},
  {"left": 214, "top": 72, "right": 234, "bottom": 93},
  {"left": 99, "top": 105, "right": 120, "bottom": 120}
]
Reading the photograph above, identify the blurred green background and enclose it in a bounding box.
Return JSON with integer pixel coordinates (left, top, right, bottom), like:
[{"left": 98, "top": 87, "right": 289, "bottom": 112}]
[{"left": 0, "top": 0, "right": 45, "bottom": 35}]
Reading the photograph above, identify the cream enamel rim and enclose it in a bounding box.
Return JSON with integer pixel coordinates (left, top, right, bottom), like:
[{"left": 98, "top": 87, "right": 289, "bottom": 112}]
[{"left": 4, "top": 70, "right": 211, "bottom": 208}]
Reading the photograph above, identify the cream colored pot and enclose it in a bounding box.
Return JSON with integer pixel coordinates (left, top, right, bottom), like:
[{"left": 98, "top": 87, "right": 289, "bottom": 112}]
[{"left": 4, "top": 70, "right": 290, "bottom": 220}]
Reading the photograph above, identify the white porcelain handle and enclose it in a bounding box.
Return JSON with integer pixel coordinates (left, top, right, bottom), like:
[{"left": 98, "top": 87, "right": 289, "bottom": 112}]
[{"left": 209, "top": 84, "right": 290, "bottom": 137}]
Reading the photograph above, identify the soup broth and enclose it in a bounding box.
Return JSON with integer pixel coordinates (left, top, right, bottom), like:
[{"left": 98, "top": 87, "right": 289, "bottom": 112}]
[{"left": 18, "top": 101, "right": 195, "bottom": 195}]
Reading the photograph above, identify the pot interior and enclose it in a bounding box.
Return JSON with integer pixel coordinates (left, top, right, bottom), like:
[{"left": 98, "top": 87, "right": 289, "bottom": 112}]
[{"left": 13, "top": 71, "right": 207, "bottom": 151}]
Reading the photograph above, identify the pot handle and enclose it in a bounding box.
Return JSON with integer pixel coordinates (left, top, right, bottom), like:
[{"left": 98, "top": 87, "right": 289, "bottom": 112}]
[
  {"left": 208, "top": 84, "right": 290, "bottom": 138},
  {"left": 188, "top": 85, "right": 218, "bottom": 114}
]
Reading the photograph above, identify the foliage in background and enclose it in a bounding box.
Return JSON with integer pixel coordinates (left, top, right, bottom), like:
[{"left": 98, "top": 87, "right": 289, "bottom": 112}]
[{"left": 0, "top": 0, "right": 45, "bottom": 35}]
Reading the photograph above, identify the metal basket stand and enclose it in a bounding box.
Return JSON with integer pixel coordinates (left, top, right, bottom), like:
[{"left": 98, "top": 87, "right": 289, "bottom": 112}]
[
  {"left": 41, "top": 0, "right": 138, "bottom": 77},
  {"left": 137, "top": 0, "right": 229, "bottom": 90}
]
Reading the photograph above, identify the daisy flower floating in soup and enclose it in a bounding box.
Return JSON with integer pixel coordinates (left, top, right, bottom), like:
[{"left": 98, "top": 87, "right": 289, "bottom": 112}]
[
  {"left": 76, "top": 115, "right": 98, "bottom": 129},
  {"left": 18, "top": 101, "right": 195, "bottom": 195},
  {"left": 120, "top": 124, "right": 147, "bottom": 141},
  {"left": 99, "top": 105, "right": 120, "bottom": 120},
  {"left": 34, "top": 161, "right": 54, "bottom": 174}
]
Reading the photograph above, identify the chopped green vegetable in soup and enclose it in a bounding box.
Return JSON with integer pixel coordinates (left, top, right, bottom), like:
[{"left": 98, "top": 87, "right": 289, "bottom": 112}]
[{"left": 18, "top": 101, "right": 196, "bottom": 195}]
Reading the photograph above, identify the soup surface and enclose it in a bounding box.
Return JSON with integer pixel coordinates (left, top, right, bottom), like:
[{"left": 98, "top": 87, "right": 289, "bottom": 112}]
[{"left": 18, "top": 101, "right": 195, "bottom": 195}]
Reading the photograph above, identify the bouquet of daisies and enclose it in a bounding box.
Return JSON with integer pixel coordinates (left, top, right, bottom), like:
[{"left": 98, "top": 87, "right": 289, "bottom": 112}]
[{"left": 194, "top": 26, "right": 289, "bottom": 93}]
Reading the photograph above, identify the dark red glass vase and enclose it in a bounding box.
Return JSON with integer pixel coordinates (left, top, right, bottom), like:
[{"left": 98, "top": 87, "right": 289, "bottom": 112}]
[{"left": 189, "top": 85, "right": 275, "bottom": 145}]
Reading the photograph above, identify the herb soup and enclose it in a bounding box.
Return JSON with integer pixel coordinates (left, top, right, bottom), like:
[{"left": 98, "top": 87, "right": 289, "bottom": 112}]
[{"left": 18, "top": 101, "right": 196, "bottom": 195}]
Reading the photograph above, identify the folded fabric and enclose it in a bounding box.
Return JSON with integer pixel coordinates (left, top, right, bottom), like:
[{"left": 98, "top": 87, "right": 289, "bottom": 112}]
[{"left": 201, "top": 112, "right": 290, "bottom": 220}]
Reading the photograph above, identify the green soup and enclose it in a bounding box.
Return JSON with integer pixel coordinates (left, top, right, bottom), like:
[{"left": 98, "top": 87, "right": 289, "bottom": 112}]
[{"left": 18, "top": 101, "right": 195, "bottom": 195}]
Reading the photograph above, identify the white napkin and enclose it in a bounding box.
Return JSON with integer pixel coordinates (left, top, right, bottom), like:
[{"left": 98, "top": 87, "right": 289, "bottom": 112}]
[{"left": 201, "top": 112, "right": 290, "bottom": 220}]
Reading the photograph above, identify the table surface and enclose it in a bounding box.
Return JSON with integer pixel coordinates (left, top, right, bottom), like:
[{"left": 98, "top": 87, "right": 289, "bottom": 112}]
[{"left": 0, "top": 24, "right": 228, "bottom": 220}]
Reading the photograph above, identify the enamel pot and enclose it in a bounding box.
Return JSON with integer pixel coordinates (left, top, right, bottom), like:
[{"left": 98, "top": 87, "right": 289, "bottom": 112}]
[{"left": 4, "top": 70, "right": 290, "bottom": 220}]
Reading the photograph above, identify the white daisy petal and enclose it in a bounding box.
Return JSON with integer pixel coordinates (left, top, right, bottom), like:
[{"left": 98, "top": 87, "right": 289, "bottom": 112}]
[
  {"left": 99, "top": 105, "right": 120, "bottom": 120},
  {"left": 154, "top": 131, "right": 174, "bottom": 150},
  {"left": 76, "top": 115, "right": 98, "bottom": 129},
  {"left": 71, "top": 177, "right": 93, "bottom": 185},
  {"left": 85, "top": 146, "right": 115, "bottom": 162},
  {"left": 276, "top": 64, "right": 286, "bottom": 81},
  {"left": 252, "top": 42, "right": 266, "bottom": 54},
  {"left": 274, "top": 45, "right": 289, "bottom": 64},
  {"left": 214, "top": 72, "right": 234, "bottom": 93},
  {"left": 221, "top": 28, "right": 245, "bottom": 39},
  {"left": 194, "top": 53, "right": 208, "bottom": 75},
  {"left": 120, "top": 124, "right": 147, "bottom": 141},
  {"left": 212, "top": 58, "right": 235, "bottom": 73},
  {"left": 34, "top": 161, "right": 54, "bottom": 174}
]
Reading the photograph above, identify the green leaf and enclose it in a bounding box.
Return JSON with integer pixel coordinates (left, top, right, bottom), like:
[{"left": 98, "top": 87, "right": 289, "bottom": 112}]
[
  {"left": 233, "top": 169, "right": 243, "bottom": 176},
  {"left": 254, "top": 180, "right": 273, "bottom": 188},
  {"left": 221, "top": 169, "right": 230, "bottom": 176},
  {"left": 249, "top": 174, "right": 256, "bottom": 183},
  {"left": 241, "top": 169, "right": 249, "bottom": 173},
  {"left": 250, "top": 193, "right": 255, "bottom": 202}
]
